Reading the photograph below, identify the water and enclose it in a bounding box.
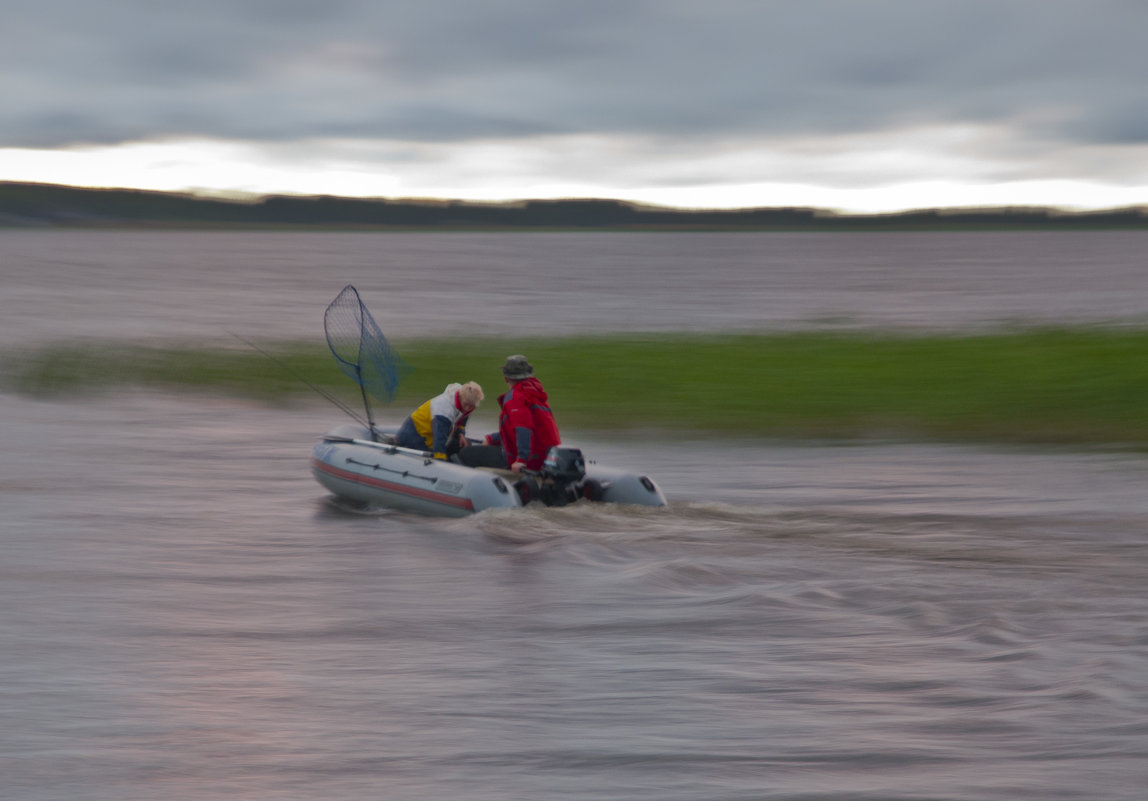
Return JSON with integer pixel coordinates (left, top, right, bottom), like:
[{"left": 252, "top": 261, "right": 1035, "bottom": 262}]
[
  {"left": 2, "top": 230, "right": 1147, "bottom": 800},
  {"left": 2, "top": 229, "right": 1148, "bottom": 345}
]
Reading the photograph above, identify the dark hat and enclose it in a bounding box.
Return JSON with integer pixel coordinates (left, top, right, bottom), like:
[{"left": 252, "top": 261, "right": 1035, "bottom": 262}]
[{"left": 501, "top": 354, "right": 534, "bottom": 380}]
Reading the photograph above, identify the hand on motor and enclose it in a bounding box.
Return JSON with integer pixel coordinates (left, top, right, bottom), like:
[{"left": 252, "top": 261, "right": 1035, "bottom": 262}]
[{"left": 510, "top": 461, "right": 526, "bottom": 474}]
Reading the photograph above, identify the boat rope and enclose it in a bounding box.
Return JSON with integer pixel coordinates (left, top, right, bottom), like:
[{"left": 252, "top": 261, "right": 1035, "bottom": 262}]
[{"left": 345, "top": 457, "right": 439, "bottom": 484}]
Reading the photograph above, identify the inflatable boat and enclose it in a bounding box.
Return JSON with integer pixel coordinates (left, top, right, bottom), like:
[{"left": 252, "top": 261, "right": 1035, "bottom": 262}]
[
  {"left": 308, "top": 285, "right": 667, "bottom": 516},
  {"left": 312, "top": 423, "right": 667, "bottom": 517}
]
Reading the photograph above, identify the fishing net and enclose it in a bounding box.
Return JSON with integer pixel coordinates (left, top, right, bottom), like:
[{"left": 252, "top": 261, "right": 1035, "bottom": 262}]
[{"left": 323, "top": 284, "right": 411, "bottom": 405}]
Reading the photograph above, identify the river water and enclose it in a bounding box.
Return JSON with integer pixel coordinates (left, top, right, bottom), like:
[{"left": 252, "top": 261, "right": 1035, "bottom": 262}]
[{"left": 2, "top": 230, "right": 1147, "bottom": 800}]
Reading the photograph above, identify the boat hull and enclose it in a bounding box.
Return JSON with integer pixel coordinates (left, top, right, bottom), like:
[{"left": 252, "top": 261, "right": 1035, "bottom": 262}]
[
  {"left": 312, "top": 425, "right": 521, "bottom": 517},
  {"left": 311, "top": 424, "right": 667, "bottom": 516}
]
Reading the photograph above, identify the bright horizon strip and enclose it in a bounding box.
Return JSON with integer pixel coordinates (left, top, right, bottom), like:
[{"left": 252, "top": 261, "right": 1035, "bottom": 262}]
[{"left": 3, "top": 138, "right": 1148, "bottom": 214}]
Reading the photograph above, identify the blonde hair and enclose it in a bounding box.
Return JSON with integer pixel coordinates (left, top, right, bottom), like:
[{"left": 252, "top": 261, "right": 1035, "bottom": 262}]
[{"left": 458, "top": 381, "right": 484, "bottom": 410}]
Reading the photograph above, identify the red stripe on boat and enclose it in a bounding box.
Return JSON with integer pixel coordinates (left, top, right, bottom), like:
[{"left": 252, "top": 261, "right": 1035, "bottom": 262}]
[{"left": 312, "top": 458, "right": 476, "bottom": 511}]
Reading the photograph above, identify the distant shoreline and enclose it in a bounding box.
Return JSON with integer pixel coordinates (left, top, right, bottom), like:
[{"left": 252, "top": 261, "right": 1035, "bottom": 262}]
[
  {"left": 7, "top": 328, "right": 1148, "bottom": 448},
  {"left": 3, "top": 181, "right": 1147, "bottom": 231}
]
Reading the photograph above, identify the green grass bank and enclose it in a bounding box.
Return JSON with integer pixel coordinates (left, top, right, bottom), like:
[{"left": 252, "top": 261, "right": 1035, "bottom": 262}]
[{"left": 5, "top": 329, "right": 1148, "bottom": 446}]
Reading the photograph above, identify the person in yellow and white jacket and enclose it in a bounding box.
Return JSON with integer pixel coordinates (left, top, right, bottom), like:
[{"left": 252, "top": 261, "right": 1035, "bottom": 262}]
[{"left": 394, "top": 381, "right": 484, "bottom": 460}]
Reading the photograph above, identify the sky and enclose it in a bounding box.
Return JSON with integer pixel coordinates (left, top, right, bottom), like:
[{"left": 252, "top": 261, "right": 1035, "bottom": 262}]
[{"left": 4, "top": 0, "right": 1148, "bottom": 213}]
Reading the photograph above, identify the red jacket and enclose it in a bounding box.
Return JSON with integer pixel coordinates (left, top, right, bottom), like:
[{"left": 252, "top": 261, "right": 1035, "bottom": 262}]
[{"left": 497, "top": 377, "right": 561, "bottom": 470}]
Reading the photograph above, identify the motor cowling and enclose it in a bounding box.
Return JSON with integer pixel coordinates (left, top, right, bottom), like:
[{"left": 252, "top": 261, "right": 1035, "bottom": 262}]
[{"left": 541, "top": 446, "right": 586, "bottom": 484}]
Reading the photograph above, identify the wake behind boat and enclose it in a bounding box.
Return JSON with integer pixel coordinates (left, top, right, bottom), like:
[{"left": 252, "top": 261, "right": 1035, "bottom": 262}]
[{"left": 310, "top": 285, "right": 666, "bottom": 517}]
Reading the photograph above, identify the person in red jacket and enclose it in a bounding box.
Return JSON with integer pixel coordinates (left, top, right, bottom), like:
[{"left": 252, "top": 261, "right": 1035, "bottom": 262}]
[
  {"left": 495, "top": 354, "right": 561, "bottom": 472},
  {"left": 457, "top": 354, "right": 561, "bottom": 472}
]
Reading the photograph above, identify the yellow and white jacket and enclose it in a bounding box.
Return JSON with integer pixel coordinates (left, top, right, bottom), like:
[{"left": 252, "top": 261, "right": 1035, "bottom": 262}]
[{"left": 395, "top": 383, "right": 472, "bottom": 456}]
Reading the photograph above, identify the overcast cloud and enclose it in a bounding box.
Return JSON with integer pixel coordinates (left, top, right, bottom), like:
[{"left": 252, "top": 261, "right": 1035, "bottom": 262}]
[{"left": 5, "top": 0, "right": 1148, "bottom": 210}]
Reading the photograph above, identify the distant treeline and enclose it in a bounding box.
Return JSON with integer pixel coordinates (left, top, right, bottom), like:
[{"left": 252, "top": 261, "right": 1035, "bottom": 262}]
[{"left": 2, "top": 181, "right": 1147, "bottom": 230}]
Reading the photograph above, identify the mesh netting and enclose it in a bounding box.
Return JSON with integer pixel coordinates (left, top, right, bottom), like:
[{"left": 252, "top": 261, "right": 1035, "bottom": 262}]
[{"left": 323, "top": 284, "right": 410, "bottom": 404}]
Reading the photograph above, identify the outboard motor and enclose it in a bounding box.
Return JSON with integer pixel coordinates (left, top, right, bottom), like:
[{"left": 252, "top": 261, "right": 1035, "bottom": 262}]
[{"left": 513, "top": 446, "right": 606, "bottom": 507}]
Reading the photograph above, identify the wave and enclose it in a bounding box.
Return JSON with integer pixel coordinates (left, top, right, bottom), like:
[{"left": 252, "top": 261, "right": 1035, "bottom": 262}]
[{"left": 323, "top": 496, "right": 1139, "bottom": 581}]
